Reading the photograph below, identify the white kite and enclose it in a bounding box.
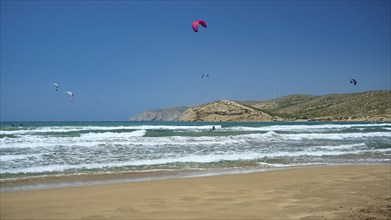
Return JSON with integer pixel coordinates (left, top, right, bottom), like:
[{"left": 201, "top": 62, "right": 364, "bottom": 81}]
[{"left": 64, "top": 91, "right": 74, "bottom": 103}]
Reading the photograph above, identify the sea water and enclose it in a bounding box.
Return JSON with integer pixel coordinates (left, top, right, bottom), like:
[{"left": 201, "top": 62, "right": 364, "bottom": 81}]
[{"left": 1, "top": 121, "right": 390, "bottom": 182}]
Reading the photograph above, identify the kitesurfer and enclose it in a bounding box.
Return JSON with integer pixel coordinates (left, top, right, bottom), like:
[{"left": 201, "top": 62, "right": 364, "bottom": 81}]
[{"left": 51, "top": 83, "right": 59, "bottom": 91}]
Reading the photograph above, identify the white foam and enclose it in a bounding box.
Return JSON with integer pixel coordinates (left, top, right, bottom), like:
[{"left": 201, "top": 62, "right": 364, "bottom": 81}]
[
  {"left": 80, "top": 130, "right": 146, "bottom": 140},
  {"left": 0, "top": 125, "right": 224, "bottom": 136},
  {"left": 315, "top": 143, "right": 367, "bottom": 150},
  {"left": 283, "top": 132, "right": 391, "bottom": 140},
  {"left": 0, "top": 154, "right": 41, "bottom": 162},
  {"left": 3, "top": 148, "right": 390, "bottom": 174},
  {"left": 226, "top": 123, "right": 391, "bottom": 132},
  {"left": 1, "top": 128, "right": 390, "bottom": 150},
  {"left": 233, "top": 131, "right": 390, "bottom": 141}
]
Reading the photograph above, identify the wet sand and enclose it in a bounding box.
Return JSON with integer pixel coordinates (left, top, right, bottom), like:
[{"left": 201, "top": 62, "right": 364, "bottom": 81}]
[{"left": 1, "top": 165, "right": 390, "bottom": 219}]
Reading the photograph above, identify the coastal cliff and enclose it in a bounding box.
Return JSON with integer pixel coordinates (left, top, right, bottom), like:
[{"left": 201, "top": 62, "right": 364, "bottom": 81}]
[{"left": 130, "top": 90, "right": 391, "bottom": 122}]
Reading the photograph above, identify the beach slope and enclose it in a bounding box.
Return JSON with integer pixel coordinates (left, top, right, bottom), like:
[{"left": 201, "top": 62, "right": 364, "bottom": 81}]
[{"left": 1, "top": 165, "right": 390, "bottom": 219}]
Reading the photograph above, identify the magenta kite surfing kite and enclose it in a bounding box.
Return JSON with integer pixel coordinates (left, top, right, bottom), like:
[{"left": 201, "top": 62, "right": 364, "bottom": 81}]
[{"left": 192, "top": 20, "right": 207, "bottom": 32}]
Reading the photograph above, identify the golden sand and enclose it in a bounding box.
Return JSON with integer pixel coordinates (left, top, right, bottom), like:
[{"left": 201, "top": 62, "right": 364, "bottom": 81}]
[{"left": 1, "top": 165, "right": 390, "bottom": 219}]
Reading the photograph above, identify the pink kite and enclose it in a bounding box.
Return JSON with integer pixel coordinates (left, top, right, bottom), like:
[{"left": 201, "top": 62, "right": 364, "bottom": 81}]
[{"left": 192, "top": 20, "right": 207, "bottom": 32}]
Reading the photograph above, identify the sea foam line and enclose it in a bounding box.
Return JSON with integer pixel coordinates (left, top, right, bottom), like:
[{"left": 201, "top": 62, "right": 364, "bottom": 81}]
[
  {"left": 0, "top": 125, "right": 223, "bottom": 135},
  {"left": 2, "top": 148, "right": 390, "bottom": 174},
  {"left": 3, "top": 122, "right": 390, "bottom": 136},
  {"left": 1, "top": 129, "right": 390, "bottom": 149},
  {"left": 226, "top": 123, "right": 391, "bottom": 132}
]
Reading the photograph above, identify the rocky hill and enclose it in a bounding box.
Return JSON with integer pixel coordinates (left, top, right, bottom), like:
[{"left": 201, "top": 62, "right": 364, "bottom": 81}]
[
  {"left": 180, "top": 100, "right": 278, "bottom": 122},
  {"left": 130, "top": 90, "right": 391, "bottom": 122},
  {"left": 246, "top": 90, "right": 391, "bottom": 121}
]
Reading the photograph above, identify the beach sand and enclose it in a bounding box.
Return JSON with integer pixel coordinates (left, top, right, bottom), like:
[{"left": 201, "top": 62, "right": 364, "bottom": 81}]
[{"left": 1, "top": 165, "right": 390, "bottom": 219}]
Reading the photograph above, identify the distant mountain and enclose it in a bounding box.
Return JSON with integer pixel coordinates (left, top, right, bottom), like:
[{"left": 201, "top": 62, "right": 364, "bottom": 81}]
[
  {"left": 130, "top": 90, "right": 391, "bottom": 122},
  {"left": 130, "top": 107, "right": 188, "bottom": 122}
]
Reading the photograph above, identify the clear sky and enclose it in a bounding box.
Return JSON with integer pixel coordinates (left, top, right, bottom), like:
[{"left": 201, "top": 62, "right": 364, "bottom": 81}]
[{"left": 1, "top": 0, "right": 390, "bottom": 121}]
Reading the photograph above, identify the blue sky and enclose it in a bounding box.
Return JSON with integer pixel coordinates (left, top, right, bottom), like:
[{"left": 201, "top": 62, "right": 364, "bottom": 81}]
[{"left": 1, "top": 0, "right": 390, "bottom": 121}]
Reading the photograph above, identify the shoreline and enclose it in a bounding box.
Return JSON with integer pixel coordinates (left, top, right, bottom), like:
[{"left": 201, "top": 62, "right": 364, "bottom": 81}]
[
  {"left": 1, "top": 163, "right": 386, "bottom": 192},
  {"left": 1, "top": 165, "right": 390, "bottom": 219},
  {"left": 0, "top": 165, "right": 296, "bottom": 192}
]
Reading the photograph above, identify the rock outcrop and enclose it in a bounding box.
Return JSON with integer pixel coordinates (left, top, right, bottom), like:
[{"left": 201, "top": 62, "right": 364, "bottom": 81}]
[{"left": 180, "top": 100, "right": 277, "bottom": 122}]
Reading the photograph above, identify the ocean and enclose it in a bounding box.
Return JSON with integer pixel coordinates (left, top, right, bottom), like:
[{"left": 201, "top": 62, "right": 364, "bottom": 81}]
[{"left": 1, "top": 121, "right": 390, "bottom": 187}]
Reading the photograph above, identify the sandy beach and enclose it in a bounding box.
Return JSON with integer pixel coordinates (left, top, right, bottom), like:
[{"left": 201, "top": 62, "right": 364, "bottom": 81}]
[{"left": 1, "top": 165, "right": 390, "bottom": 220}]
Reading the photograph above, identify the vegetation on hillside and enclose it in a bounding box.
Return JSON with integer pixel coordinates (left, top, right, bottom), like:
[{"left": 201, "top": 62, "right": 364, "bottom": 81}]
[{"left": 131, "top": 90, "right": 391, "bottom": 122}]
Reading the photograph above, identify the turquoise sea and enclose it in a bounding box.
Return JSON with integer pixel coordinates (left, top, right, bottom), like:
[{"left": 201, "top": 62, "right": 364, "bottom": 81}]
[{"left": 1, "top": 121, "right": 390, "bottom": 185}]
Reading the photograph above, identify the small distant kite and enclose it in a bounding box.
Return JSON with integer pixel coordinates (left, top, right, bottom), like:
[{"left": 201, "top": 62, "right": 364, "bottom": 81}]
[
  {"left": 51, "top": 83, "right": 59, "bottom": 91},
  {"left": 192, "top": 20, "right": 207, "bottom": 32},
  {"left": 201, "top": 74, "right": 209, "bottom": 78},
  {"left": 350, "top": 79, "right": 357, "bottom": 86},
  {"left": 96, "top": 101, "right": 101, "bottom": 107},
  {"left": 64, "top": 91, "right": 74, "bottom": 103}
]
